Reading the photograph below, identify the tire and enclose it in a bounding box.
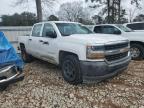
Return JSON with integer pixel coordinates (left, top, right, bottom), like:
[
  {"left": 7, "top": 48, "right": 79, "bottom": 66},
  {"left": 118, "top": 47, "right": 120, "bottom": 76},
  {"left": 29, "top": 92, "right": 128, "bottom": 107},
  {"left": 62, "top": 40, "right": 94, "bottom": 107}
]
[
  {"left": 130, "top": 43, "right": 144, "bottom": 60},
  {"left": 0, "top": 85, "right": 8, "bottom": 91},
  {"left": 61, "top": 55, "right": 82, "bottom": 85},
  {"left": 20, "top": 46, "right": 33, "bottom": 63}
]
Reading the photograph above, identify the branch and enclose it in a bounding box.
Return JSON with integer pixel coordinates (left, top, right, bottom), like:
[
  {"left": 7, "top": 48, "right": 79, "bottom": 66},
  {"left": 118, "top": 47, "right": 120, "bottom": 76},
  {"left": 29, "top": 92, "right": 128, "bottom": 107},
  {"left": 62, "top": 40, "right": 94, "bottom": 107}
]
[
  {"left": 131, "top": 0, "right": 142, "bottom": 9},
  {"left": 14, "top": 0, "right": 29, "bottom": 5}
]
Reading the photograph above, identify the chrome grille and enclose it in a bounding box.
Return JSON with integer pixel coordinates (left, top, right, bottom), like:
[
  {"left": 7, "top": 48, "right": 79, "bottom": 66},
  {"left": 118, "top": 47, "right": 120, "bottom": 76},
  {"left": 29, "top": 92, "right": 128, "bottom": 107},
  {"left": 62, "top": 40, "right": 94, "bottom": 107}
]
[
  {"left": 105, "top": 52, "right": 128, "bottom": 62},
  {"left": 105, "top": 42, "right": 129, "bottom": 62},
  {"left": 105, "top": 42, "right": 128, "bottom": 50}
]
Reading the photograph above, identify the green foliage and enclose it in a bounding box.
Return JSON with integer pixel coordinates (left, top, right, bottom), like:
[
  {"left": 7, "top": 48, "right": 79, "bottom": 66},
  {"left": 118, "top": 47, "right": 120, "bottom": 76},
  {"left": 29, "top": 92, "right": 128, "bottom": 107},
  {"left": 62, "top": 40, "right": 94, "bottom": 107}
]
[
  {"left": 133, "top": 14, "right": 144, "bottom": 22},
  {"left": 79, "top": 18, "right": 94, "bottom": 25},
  {"left": 1, "top": 12, "right": 37, "bottom": 26},
  {"left": 15, "top": 0, "right": 58, "bottom": 22},
  {"left": 48, "top": 15, "right": 59, "bottom": 21}
]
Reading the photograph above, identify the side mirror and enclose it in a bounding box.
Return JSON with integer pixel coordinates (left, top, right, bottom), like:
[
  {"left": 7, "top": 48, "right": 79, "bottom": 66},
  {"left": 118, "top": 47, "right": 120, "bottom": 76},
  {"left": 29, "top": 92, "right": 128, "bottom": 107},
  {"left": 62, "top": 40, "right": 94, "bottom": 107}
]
[
  {"left": 46, "top": 31, "right": 57, "bottom": 38},
  {"left": 114, "top": 30, "right": 121, "bottom": 35}
]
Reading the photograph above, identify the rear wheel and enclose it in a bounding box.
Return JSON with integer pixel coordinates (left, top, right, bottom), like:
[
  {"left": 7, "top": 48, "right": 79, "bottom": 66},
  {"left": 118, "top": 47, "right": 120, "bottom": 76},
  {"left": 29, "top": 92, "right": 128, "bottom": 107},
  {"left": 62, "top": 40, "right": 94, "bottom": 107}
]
[
  {"left": 61, "top": 55, "right": 82, "bottom": 85},
  {"left": 130, "top": 43, "right": 144, "bottom": 60},
  {"left": 20, "top": 45, "right": 33, "bottom": 63}
]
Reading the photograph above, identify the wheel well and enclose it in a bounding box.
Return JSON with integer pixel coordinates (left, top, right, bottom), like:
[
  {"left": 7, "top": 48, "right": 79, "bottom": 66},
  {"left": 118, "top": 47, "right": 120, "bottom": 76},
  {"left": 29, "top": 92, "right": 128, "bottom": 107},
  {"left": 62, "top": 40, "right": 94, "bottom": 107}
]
[
  {"left": 19, "top": 43, "right": 25, "bottom": 50},
  {"left": 59, "top": 51, "right": 78, "bottom": 65},
  {"left": 130, "top": 41, "right": 144, "bottom": 47}
]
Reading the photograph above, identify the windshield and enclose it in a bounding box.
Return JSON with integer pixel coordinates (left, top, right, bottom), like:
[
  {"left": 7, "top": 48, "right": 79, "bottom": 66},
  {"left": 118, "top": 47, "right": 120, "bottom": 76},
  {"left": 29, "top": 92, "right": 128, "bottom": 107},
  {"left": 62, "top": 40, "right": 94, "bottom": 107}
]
[
  {"left": 56, "top": 23, "right": 93, "bottom": 36},
  {"left": 116, "top": 24, "right": 133, "bottom": 32}
]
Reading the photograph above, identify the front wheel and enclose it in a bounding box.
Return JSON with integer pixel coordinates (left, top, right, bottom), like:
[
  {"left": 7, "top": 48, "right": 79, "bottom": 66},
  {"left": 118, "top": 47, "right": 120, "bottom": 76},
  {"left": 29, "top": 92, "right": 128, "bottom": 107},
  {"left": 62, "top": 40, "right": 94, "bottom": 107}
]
[
  {"left": 130, "top": 43, "right": 144, "bottom": 60},
  {"left": 0, "top": 85, "right": 8, "bottom": 91},
  {"left": 61, "top": 55, "right": 82, "bottom": 85}
]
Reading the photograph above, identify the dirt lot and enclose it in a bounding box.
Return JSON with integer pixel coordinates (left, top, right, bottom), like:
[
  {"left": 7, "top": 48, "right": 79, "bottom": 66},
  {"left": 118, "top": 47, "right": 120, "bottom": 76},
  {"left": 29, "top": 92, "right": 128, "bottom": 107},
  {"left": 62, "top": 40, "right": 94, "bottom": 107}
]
[{"left": 0, "top": 60, "right": 144, "bottom": 108}]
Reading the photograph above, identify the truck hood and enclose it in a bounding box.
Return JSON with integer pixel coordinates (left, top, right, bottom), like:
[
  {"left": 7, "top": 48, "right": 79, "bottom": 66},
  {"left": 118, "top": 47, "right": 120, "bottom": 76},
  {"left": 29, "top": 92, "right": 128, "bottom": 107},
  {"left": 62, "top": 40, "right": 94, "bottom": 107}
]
[{"left": 64, "top": 34, "right": 128, "bottom": 45}]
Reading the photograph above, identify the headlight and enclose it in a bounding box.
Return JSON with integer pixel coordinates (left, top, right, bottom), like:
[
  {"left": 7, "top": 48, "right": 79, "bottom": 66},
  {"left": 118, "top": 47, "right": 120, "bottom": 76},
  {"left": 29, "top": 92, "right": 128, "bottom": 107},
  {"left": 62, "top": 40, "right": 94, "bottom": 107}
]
[{"left": 86, "top": 45, "right": 105, "bottom": 59}]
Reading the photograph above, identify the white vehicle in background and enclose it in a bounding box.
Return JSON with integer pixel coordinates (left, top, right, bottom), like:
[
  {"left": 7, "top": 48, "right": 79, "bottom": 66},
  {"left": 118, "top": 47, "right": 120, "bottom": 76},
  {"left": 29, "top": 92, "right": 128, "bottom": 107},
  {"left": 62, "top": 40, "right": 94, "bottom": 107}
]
[
  {"left": 18, "top": 21, "right": 131, "bottom": 84},
  {"left": 123, "top": 22, "right": 144, "bottom": 32},
  {"left": 88, "top": 24, "right": 144, "bottom": 60}
]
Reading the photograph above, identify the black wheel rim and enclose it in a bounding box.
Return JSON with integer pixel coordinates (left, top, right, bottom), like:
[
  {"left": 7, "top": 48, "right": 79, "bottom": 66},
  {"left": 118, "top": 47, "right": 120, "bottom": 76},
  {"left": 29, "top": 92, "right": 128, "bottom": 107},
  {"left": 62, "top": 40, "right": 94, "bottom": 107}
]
[{"left": 62, "top": 60, "right": 76, "bottom": 81}]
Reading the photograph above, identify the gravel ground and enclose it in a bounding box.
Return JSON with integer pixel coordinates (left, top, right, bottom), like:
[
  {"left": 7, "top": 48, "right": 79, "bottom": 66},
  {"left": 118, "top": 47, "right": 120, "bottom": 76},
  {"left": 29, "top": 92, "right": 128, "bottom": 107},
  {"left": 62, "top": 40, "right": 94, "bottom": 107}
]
[{"left": 0, "top": 60, "right": 144, "bottom": 108}]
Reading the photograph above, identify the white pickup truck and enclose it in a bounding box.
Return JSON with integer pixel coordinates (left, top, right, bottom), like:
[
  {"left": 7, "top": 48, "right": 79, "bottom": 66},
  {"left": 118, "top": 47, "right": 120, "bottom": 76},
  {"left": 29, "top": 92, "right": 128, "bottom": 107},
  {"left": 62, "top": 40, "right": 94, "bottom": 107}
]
[
  {"left": 18, "top": 21, "right": 131, "bottom": 84},
  {"left": 89, "top": 24, "right": 144, "bottom": 59}
]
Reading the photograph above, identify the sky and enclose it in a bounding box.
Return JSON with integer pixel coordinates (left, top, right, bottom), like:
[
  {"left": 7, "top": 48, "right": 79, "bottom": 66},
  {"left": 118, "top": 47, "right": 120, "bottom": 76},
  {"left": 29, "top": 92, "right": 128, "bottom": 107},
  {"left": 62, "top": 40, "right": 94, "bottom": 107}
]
[
  {"left": 0, "top": 0, "right": 144, "bottom": 20},
  {"left": 0, "top": 0, "right": 78, "bottom": 16}
]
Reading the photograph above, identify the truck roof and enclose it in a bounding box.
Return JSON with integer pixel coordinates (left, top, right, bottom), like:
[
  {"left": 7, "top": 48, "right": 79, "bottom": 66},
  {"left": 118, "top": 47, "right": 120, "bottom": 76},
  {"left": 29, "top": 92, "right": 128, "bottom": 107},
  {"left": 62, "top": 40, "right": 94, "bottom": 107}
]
[
  {"left": 34, "top": 21, "right": 80, "bottom": 25},
  {"left": 94, "top": 24, "right": 119, "bottom": 26},
  {"left": 124, "top": 22, "right": 144, "bottom": 25}
]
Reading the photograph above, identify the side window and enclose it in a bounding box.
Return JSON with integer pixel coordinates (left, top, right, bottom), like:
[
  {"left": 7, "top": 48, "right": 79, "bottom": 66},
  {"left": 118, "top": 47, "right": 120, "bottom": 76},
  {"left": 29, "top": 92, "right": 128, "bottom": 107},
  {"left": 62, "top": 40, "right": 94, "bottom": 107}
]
[
  {"left": 127, "top": 24, "right": 133, "bottom": 29},
  {"left": 102, "top": 26, "right": 121, "bottom": 34},
  {"left": 32, "top": 24, "right": 42, "bottom": 37},
  {"left": 127, "top": 24, "right": 138, "bottom": 30},
  {"left": 94, "top": 26, "right": 102, "bottom": 33},
  {"left": 42, "top": 23, "right": 57, "bottom": 38},
  {"left": 136, "top": 23, "right": 144, "bottom": 30},
  {"left": 141, "top": 23, "right": 144, "bottom": 30},
  {"left": 127, "top": 23, "right": 144, "bottom": 30}
]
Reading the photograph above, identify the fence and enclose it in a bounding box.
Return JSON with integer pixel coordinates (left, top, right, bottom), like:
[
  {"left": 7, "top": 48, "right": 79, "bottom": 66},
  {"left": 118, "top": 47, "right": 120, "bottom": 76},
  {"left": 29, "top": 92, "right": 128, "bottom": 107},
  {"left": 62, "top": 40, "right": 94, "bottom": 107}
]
[{"left": 0, "top": 26, "right": 32, "bottom": 52}]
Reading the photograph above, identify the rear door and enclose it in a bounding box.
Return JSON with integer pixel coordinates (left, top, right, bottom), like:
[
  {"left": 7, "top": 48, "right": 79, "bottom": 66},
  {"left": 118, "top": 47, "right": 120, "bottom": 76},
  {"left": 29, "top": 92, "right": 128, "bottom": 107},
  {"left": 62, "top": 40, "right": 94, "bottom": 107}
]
[
  {"left": 38, "top": 23, "right": 58, "bottom": 64},
  {"left": 27, "top": 24, "right": 43, "bottom": 57}
]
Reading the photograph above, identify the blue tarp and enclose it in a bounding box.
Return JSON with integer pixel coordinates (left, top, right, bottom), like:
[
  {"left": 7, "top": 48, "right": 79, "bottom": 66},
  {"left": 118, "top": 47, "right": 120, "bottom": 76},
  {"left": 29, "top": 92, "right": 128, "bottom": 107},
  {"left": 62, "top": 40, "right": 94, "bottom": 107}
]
[{"left": 0, "top": 32, "right": 23, "bottom": 69}]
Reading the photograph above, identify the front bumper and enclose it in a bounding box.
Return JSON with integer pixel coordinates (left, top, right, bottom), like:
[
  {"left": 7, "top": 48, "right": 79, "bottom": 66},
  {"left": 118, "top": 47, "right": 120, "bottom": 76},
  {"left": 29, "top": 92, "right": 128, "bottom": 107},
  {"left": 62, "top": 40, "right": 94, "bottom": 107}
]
[
  {"left": 0, "top": 65, "right": 24, "bottom": 86},
  {"left": 80, "top": 57, "right": 131, "bottom": 82}
]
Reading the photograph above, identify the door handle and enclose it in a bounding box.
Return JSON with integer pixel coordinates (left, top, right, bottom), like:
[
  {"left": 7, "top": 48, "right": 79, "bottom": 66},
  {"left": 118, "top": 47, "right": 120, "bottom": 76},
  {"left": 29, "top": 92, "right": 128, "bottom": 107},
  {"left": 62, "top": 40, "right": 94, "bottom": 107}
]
[
  {"left": 29, "top": 39, "right": 32, "bottom": 41},
  {"left": 39, "top": 40, "right": 43, "bottom": 42},
  {"left": 43, "top": 41, "right": 49, "bottom": 45}
]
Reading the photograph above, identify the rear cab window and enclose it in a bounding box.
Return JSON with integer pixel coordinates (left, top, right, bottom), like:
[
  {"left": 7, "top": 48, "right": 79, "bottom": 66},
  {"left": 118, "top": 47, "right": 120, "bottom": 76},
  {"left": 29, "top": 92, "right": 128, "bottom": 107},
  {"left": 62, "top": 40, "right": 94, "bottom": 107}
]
[
  {"left": 127, "top": 23, "right": 144, "bottom": 30},
  {"left": 32, "top": 24, "right": 42, "bottom": 37}
]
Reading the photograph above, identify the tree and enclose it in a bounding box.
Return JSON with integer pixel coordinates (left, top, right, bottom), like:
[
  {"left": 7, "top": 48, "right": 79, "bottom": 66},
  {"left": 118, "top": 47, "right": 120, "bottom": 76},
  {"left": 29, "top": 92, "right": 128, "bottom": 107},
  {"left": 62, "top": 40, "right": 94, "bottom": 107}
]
[
  {"left": 1, "top": 12, "right": 37, "bottom": 26},
  {"left": 85, "top": 0, "right": 142, "bottom": 23},
  {"left": 48, "top": 15, "right": 59, "bottom": 21},
  {"left": 133, "top": 14, "right": 144, "bottom": 22},
  {"left": 131, "top": 0, "right": 142, "bottom": 8},
  {"left": 127, "top": 7, "right": 138, "bottom": 22},
  {"left": 58, "top": 1, "right": 91, "bottom": 24},
  {"left": 35, "top": 0, "right": 42, "bottom": 22},
  {"left": 15, "top": 0, "right": 57, "bottom": 22},
  {"left": 86, "top": 0, "right": 123, "bottom": 23},
  {"left": 92, "top": 15, "right": 103, "bottom": 24}
]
